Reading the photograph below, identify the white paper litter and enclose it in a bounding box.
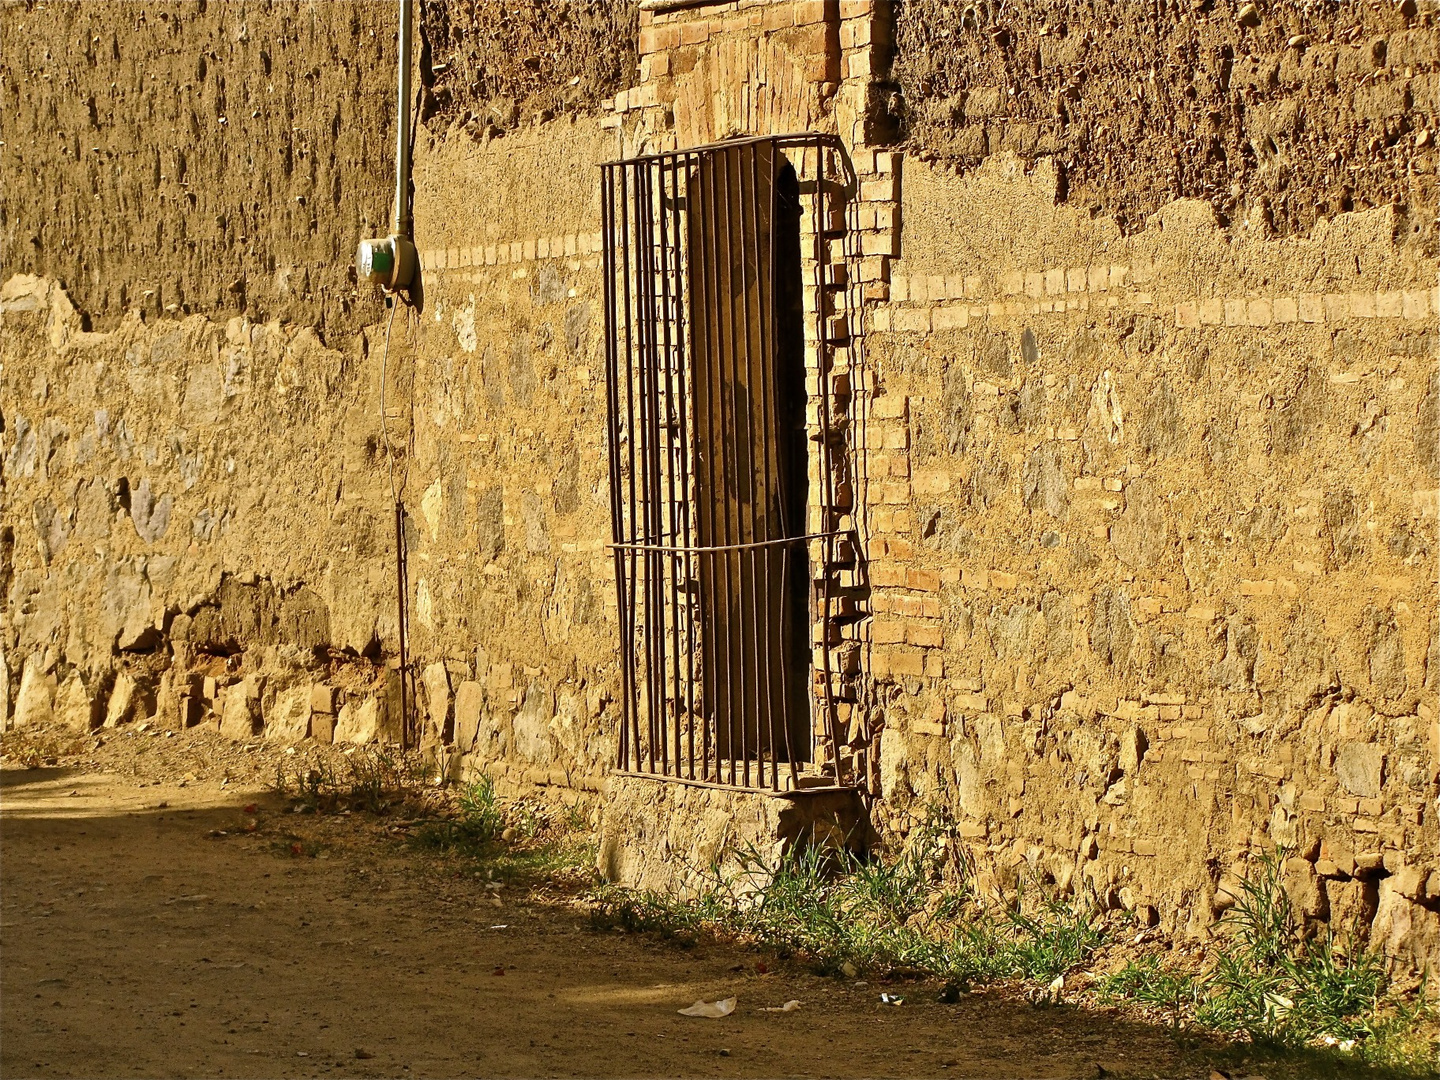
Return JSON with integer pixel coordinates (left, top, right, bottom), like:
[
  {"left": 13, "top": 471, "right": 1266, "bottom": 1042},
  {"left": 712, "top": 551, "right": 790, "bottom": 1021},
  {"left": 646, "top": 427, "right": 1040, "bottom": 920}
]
[
  {"left": 761, "top": 1000, "right": 801, "bottom": 1013},
  {"left": 678, "top": 997, "right": 737, "bottom": 1018}
]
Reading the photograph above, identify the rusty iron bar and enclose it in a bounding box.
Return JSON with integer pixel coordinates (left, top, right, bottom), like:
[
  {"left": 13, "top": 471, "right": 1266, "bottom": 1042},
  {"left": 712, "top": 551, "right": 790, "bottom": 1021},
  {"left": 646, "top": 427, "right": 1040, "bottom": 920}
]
[{"left": 393, "top": 501, "right": 412, "bottom": 748}]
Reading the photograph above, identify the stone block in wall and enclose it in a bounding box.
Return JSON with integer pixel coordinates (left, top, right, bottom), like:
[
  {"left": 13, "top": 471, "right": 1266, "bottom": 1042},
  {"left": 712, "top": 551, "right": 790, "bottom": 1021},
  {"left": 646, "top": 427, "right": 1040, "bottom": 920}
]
[
  {"left": 309, "top": 684, "right": 337, "bottom": 714},
  {"left": 1334, "top": 742, "right": 1385, "bottom": 798},
  {"left": 310, "top": 711, "right": 334, "bottom": 745},
  {"left": 218, "top": 677, "right": 263, "bottom": 741},
  {"left": 453, "top": 681, "right": 484, "bottom": 755},
  {"left": 53, "top": 672, "right": 102, "bottom": 732},
  {"left": 420, "top": 662, "right": 453, "bottom": 745},
  {"left": 13, "top": 657, "right": 56, "bottom": 729},
  {"left": 1369, "top": 878, "right": 1440, "bottom": 972},
  {"left": 105, "top": 671, "right": 156, "bottom": 729},
  {"left": 334, "top": 698, "right": 381, "bottom": 745},
  {"left": 266, "top": 685, "right": 312, "bottom": 744}
]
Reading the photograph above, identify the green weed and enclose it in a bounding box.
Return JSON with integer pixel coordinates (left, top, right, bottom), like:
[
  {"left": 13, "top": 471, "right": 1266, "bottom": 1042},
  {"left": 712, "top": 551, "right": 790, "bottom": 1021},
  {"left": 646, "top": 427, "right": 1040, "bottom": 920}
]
[
  {"left": 1100, "top": 848, "right": 1437, "bottom": 1074},
  {"left": 271, "top": 747, "right": 435, "bottom": 813},
  {"left": 412, "top": 776, "right": 505, "bottom": 854},
  {"left": 589, "top": 820, "right": 1104, "bottom": 987},
  {"left": 406, "top": 776, "right": 595, "bottom": 886}
]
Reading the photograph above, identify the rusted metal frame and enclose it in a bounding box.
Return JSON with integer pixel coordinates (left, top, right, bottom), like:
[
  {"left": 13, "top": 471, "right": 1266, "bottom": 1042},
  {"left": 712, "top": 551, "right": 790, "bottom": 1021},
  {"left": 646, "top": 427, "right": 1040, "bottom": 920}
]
[
  {"left": 600, "top": 131, "right": 845, "bottom": 168},
  {"left": 814, "top": 148, "right": 843, "bottom": 786},
  {"left": 694, "top": 154, "right": 723, "bottom": 784},
  {"left": 653, "top": 160, "right": 683, "bottom": 781},
  {"left": 667, "top": 155, "right": 700, "bottom": 783},
  {"left": 601, "top": 166, "right": 634, "bottom": 773},
  {"left": 603, "top": 136, "right": 862, "bottom": 792},
  {"left": 619, "top": 164, "right": 651, "bottom": 775},
  {"left": 610, "top": 532, "right": 841, "bottom": 554}
]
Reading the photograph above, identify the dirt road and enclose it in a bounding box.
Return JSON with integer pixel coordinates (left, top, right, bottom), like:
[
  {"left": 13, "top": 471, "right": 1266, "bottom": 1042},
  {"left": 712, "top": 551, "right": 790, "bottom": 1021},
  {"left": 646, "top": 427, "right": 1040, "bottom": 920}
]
[{"left": 2, "top": 764, "right": 1244, "bottom": 1079}]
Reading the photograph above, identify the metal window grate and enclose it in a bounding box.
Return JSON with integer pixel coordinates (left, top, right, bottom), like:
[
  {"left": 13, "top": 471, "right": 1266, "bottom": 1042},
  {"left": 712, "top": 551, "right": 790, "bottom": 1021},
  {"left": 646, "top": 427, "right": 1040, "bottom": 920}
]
[{"left": 601, "top": 133, "right": 860, "bottom": 793}]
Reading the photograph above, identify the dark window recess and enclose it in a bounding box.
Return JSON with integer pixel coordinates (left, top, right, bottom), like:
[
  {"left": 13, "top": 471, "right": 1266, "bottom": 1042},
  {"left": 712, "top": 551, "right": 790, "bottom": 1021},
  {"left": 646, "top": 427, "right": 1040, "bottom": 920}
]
[{"left": 601, "top": 134, "right": 861, "bottom": 792}]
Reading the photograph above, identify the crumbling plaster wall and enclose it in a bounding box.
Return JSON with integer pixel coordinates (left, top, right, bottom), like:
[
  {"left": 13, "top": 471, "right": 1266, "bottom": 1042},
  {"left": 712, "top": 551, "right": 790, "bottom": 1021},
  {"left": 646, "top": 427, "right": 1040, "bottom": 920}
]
[
  {"left": 0, "top": 0, "right": 631, "bottom": 795},
  {"left": 892, "top": 0, "right": 1440, "bottom": 238},
  {"left": 0, "top": 0, "right": 396, "bottom": 335}
]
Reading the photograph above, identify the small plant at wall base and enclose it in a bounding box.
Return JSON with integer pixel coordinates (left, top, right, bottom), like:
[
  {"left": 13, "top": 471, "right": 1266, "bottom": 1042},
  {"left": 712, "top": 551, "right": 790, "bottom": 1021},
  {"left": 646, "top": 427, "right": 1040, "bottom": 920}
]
[
  {"left": 1099, "top": 848, "right": 1438, "bottom": 1074},
  {"left": 407, "top": 776, "right": 596, "bottom": 885},
  {"left": 411, "top": 776, "right": 505, "bottom": 853},
  {"left": 271, "top": 747, "right": 438, "bottom": 814}
]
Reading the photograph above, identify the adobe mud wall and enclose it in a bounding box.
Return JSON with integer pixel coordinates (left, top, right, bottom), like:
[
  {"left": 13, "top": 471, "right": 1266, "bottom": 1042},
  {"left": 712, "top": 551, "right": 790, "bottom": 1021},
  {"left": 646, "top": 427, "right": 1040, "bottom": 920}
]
[
  {"left": 2, "top": 0, "right": 1438, "bottom": 972},
  {"left": 892, "top": 0, "right": 1440, "bottom": 237}
]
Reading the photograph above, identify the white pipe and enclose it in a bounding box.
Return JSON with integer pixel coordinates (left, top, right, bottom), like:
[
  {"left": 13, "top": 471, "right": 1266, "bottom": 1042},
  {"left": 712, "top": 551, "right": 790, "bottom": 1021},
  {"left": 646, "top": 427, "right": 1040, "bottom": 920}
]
[{"left": 392, "top": 0, "right": 412, "bottom": 238}]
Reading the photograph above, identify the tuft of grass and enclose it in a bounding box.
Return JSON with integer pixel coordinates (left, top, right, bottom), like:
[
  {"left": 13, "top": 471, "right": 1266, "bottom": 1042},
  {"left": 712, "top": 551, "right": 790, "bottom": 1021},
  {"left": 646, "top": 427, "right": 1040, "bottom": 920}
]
[
  {"left": 407, "top": 776, "right": 595, "bottom": 886},
  {"left": 1101, "top": 848, "right": 1437, "bottom": 1074},
  {"left": 412, "top": 776, "right": 505, "bottom": 854},
  {"left": 271, "top": 747, "right": 435, "bottom": 814}
]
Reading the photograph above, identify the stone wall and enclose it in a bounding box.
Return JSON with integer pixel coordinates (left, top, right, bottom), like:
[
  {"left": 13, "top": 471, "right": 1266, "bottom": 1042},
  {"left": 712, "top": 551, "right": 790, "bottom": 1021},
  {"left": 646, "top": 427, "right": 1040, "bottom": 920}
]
[
  {"left": 2, "top": 0, "right": 1437, "bottom": 971},
  {"left": 860, "top": 156, "right": 1439, "bottom": 970}
]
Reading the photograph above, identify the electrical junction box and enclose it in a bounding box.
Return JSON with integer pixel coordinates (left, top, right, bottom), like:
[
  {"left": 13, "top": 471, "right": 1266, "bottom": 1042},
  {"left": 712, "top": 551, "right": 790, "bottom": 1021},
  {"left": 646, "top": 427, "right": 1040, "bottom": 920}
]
[{"left": 356, "top": 234, "right": 416, "bottom": 290}]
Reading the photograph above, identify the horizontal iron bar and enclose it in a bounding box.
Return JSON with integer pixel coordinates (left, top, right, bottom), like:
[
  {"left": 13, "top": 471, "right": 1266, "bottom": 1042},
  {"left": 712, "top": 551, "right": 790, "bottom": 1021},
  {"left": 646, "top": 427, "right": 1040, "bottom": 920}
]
[
  {"left": 613, "top": 768, "right": 857, "bottom": 799},
  {"left": 599, "top": 133, "right": 853, "bottom": 181},
  {"left": 608, "top": 531, "right": 845, "bottom": 555}
]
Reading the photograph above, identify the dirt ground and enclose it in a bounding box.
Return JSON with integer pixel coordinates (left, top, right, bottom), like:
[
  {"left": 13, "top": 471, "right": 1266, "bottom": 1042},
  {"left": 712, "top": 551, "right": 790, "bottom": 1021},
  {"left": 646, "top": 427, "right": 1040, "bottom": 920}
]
[{"left": 0, "top": 734, "right": 1316, "bottom": 1079}]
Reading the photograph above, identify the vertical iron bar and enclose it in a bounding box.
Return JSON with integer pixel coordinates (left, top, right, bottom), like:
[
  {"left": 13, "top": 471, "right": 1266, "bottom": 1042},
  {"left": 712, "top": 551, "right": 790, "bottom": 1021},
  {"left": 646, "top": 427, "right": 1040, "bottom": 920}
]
[
  {"left": 657, "top": 159, "right": 684, "bottom": 780},
  {"left": 644, "top": 163, "right": 668, "bottom": 775},
  {"left": 751, "top": 144, "right": 777, "bottom": 790},
  {"left": 620, "top": 164, "right": 649, "bottom": 774},
  {"left": 816, "top": 150, "right": 842, "bottom": 786},
  {"left": 393, "top": 502, "right": 409, "bottom": 748},
  {"left": 707, "top": 151, "right": 736, "bottom": 787},
  {"left": 636, "top": 162, "right": 658, "bottom": 771},
  {"left": 603, "top": 166, "right": 635, "bottom": 773},
  {"left": 695, "top": 154, "right": 720, "bottom": 784},
  {"left": 736, "top": 144, "right": 767, "bottom": 790},
  {"left": 670, "top": 157, "right": 698, "bottom": 782},
  {"left": 648, "top": 160, "right": 680, "bottom": 778},
  {"left": 720, "top": 148, "right": 747, "bottom": 787}
]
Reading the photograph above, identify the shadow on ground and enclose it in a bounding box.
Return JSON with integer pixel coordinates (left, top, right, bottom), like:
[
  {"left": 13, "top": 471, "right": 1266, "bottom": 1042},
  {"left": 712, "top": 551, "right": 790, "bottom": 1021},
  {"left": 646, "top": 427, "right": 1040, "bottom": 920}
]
[{"left": 0, "top": 767, "right": 1409, "bottom": 1079}]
